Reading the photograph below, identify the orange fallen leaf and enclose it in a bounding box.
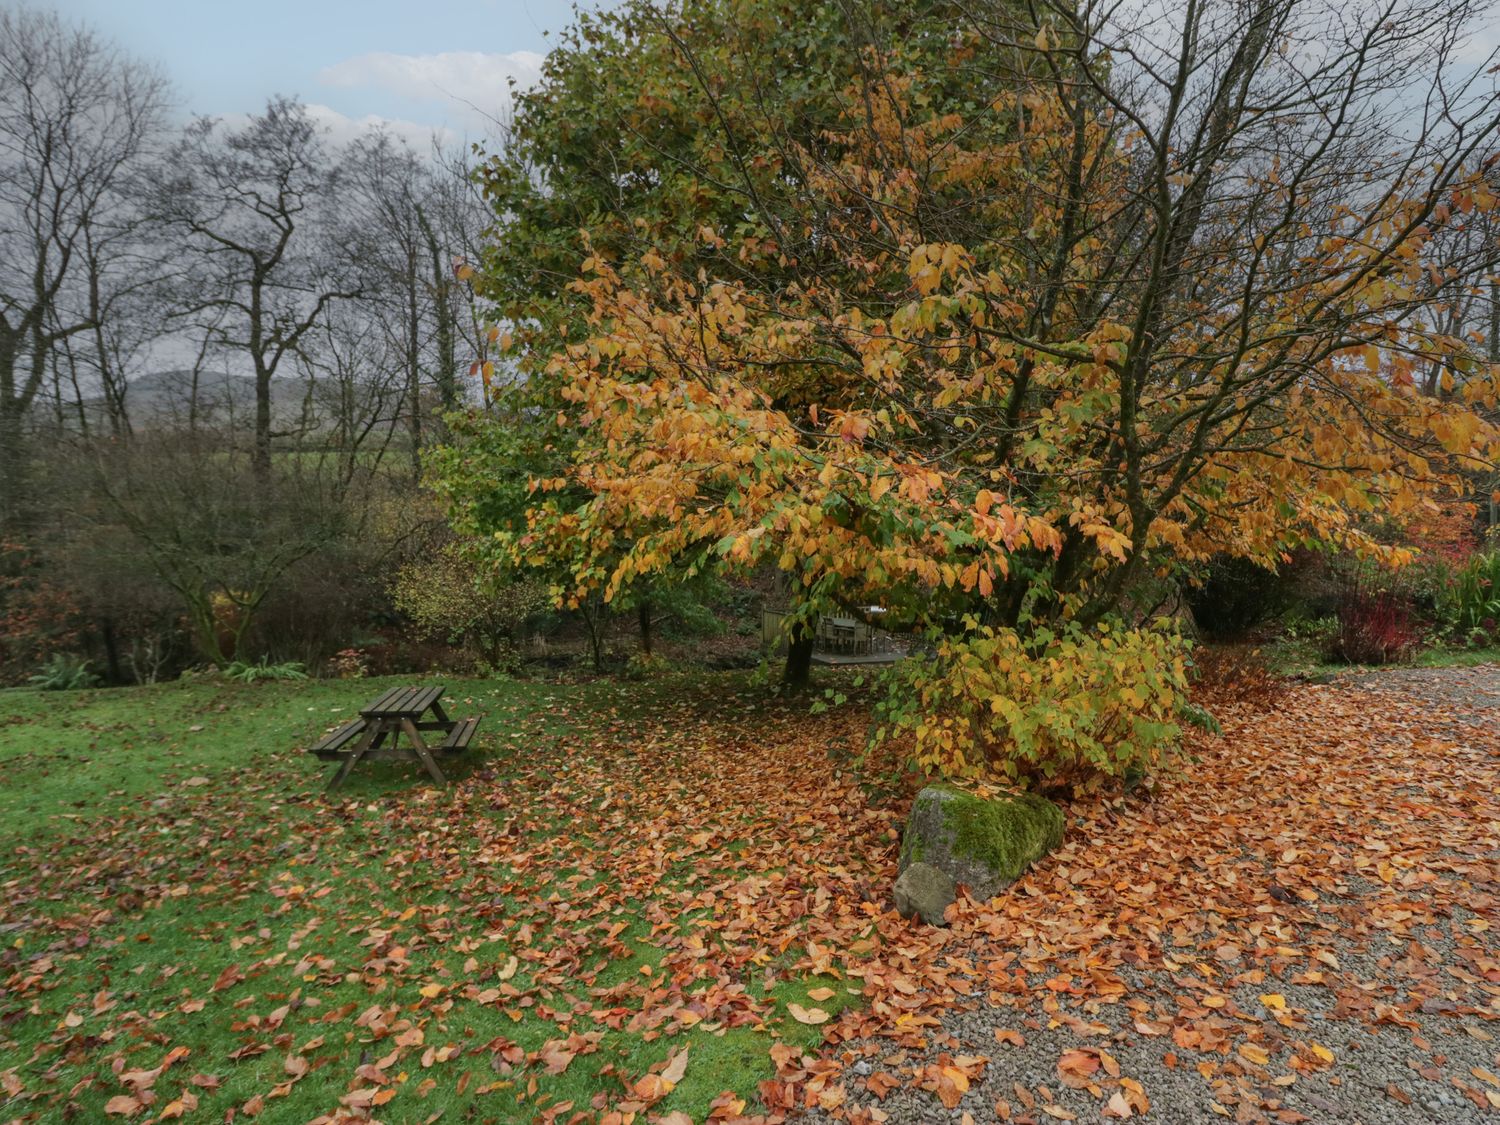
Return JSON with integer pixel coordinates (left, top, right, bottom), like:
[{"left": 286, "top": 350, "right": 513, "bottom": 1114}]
[
  {"left": 1239, "top": 1043, "right": 1271, "bottom": 1066},
  {"left": 788, "top": 1003, "right": 830, "bottom": 1024}
]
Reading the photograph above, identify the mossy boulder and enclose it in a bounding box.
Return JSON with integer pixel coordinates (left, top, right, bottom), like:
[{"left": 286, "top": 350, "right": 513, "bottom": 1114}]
[
  {"left": 892, "top": 862, "right": 957, "bottom": 926},
  {"left": 897, "top": 785, "right": 1064, "bottom": 907}
]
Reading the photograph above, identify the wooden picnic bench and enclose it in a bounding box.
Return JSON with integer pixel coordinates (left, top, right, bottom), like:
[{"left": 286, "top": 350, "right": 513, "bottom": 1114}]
[{"left": 308, "top": 683, "right": 480, "bottom": 790}]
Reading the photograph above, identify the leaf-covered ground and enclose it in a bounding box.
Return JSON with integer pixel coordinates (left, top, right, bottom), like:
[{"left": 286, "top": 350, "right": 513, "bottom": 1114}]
[
  {"left": 0, "top": 668, "right": 1496, "bottom": 1124},
  {"left": 803, "top": 670, "right": 1500, "bottom": 1124},
  {"left": 0, "top": 673, "right": 897, "bottom": 1123}
]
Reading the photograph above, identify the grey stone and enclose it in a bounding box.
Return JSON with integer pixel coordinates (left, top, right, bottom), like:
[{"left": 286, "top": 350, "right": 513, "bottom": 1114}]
[
  {"left": 897, "top": 785, "right": 1064, "bottom": 903},
  {"left": 892, "top": 861, "right": 956, "bottom": 926}
]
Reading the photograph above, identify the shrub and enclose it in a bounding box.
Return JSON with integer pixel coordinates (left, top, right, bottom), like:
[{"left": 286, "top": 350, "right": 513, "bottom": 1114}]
[
  {"left": 327, "top": 647, "right": 370, "bottom": 679},
  {"left": 623, "top": 651, "right": 674, "bottom": 680},
  {"left": 1, "top": 540, "right": 85, "bottom": 685},
  {"left": 1332, "top": 591, "right": 1420, "bottom": 665},
  {"left": 1184, "top": 556, "right": 1298, "bottom": 640},
  {"left": 28, "top": 654, "right": 100, "bottom": 691},
  {"left": 868, "top": 620, "right": 1190, "bottom": 794},
  {"left": 390, "top": 544, "right": 550, "bottom": 671},
  {"left": 221, "top": 658, "right": 309, "bottom": 683},
  {"left": 1436, "top": 551, "right": 1500, "bottom": 641},
  {"left": 1177, "top": 701, "right": 1222, "bottom": 734}
]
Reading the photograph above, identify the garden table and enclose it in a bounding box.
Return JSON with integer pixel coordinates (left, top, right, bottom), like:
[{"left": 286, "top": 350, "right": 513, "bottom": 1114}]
[{"left": 307, "top": 684, "right": 479, "bottom": 790}]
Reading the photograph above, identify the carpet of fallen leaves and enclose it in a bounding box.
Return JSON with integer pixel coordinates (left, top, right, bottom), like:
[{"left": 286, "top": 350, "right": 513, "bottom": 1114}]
[
  {"left": 795, "top": 674, "right": 1500, "bottom": 1123},
  {"left": 1, "top": 670, "right": 1497, "bottom": 1124}
]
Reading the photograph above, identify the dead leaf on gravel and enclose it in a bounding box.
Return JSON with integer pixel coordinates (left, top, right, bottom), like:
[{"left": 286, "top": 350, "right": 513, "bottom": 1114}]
[{"left": 1103, "top": 1090, "right": 1134, "bottom": 1118}]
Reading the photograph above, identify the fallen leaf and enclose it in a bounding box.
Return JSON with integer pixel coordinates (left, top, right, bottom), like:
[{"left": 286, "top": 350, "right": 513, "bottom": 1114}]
[
  {"left": 788, "top": 1003, "right": 830, "bottom": 1025},
  {"left": 1239, "top": 1043, "right": 1271, "bottom": 1066}
]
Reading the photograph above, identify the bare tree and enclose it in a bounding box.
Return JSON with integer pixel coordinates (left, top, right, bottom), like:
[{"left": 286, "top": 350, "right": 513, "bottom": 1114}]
[
  {"left": 156, "top": 97, "right": 360, "bottom": 483},
  {"left": 296, "top": 298, "right": 408, "bottom": 492},
  {"left": 336, "top": 132, "right": 492, "bottom": 475},
  {"left": 338, "top": 131, "right": 437, "bottom": 476},
  {"left": 0, "top": 6, "right": 168, "bottom": 529}
]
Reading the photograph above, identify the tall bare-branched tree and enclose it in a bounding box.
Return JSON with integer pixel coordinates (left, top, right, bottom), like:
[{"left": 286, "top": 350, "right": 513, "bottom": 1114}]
[
  {"left": 337, "top": 133, "right": 492, "bottom": 475},
  {"left": 0, "top": 5, "right": 167, "bottom": 528},
  {"left": 156, "top": 97, "right": 360, "bottom": 483}
]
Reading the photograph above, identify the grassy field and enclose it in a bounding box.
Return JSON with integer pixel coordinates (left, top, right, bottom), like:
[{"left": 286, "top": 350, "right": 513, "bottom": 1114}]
[
  {"left": 0, "top": 672, "right": 886, "bottom": 1123},
  {"left": 1253, "top": 630, "right": 1500, "bottom": 678}
]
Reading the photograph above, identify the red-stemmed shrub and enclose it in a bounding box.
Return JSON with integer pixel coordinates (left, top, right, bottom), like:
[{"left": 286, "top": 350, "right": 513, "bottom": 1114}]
[{"left": 1333, "top": 590, "right": 1421, "bottom": 665}]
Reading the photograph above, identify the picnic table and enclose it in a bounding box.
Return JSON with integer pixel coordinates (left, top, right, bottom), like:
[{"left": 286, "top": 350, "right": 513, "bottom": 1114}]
[{"left": 307, "top": 684, "right": 479, "bottom": 790}]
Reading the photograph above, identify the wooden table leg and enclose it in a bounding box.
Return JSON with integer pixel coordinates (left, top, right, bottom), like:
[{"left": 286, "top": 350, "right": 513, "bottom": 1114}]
[
  {"left": 401, "top": 717, "right": 448, "bottom": 786},
  {"left": 328, "top": 720, "right": 380, "bottom": 791}
]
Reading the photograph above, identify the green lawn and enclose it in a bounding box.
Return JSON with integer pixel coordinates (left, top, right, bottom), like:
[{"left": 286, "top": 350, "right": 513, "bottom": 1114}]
[
  {"left": 1255, "top": 631, "right": 1500, "bottom": 678},
  {"left": 0, "top": 672, "right": 883, "bottom": 1123}
]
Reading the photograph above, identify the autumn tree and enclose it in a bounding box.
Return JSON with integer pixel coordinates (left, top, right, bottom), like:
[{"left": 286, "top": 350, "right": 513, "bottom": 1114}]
[
  {"left": 468, "top": 0, "right": 1500, "bottom": 786},
  {"left": 443, "top": 0, "right": 1034, "bottom": 680}
]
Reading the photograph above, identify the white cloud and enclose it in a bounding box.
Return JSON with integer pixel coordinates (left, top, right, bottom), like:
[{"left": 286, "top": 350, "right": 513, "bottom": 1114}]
[
  {"left": 318, "top": 50, "right": 546, "bottom": 135},
  {"left": 302, "top": 103, "right": 458, "bottom": 154}
]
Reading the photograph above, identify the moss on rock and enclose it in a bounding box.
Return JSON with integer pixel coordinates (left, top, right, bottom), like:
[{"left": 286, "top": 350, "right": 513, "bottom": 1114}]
[
  {"left": 941, "top": 788, "right": 1063, "bottom": 881},
  {"left": 897, "top": 784, "right": 1064, "bottom": 902}
]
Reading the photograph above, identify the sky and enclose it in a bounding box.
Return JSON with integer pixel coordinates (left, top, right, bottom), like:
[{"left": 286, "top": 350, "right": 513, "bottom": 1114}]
[
  {"left": 45, "top": 0, "right": 1500, "bottom": 156},
  {"left": 52, "top": 0, "right": 615, "bottom": 151}
]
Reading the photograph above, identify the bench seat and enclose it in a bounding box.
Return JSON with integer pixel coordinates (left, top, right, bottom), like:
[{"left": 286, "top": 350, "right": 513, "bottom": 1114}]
[
  {"left": 308, "top": 718, "right": 368, "bottom": 759},
  {"left": 438, "top": 716, "right": 480, "bottom": 752}
]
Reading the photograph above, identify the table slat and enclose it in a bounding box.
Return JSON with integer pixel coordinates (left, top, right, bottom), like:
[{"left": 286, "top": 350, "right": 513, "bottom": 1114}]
[
  {"left": 362, "top": 683, "right": 446, "bottom": 717},
  {"left": 408, "top": 685, "right": 443, "bottom": 715}
]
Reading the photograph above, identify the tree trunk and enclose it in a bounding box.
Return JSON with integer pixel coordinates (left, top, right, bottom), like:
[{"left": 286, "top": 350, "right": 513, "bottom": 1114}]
[
  {"left": 250, "top": 268, "right": 272, "bottom": 485},
  {"left": 0, "top": 399, "right": 24, "bottom": 534},
  {"left": 582, "top": 597, "right": 606, "bottom": 672},
  {"left": 100, "top": 616, "right": 123, "bottom": 685},
  {"left": 783, "top": 621, "right": 814, "bottom": 692},
  {"left": 253, "top": 367, "right": 273, "bottom": 483},
  {"left": 418, "top": 205, "right": 458, "bottom": 410},
  {"left": 406, "top": 253, "right": 423, "bottom": 479},
  {"left": 638, "top": 599, "right": 653, "bottom": 657}
]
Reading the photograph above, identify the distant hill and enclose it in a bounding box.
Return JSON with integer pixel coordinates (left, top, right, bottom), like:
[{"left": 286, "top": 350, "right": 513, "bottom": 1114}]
[{"left": 116, "top": 369, "right": 320, "bottom": 429}]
